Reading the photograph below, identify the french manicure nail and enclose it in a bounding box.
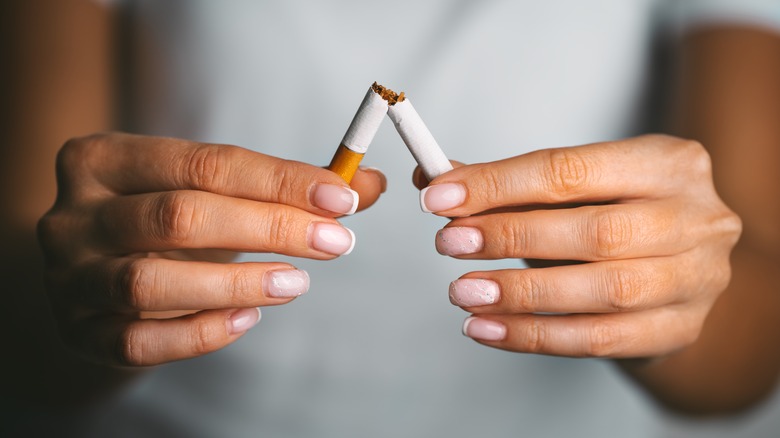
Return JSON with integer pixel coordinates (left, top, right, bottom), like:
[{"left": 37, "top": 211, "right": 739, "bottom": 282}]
[
  {"left": 463, "top": 317, "right": 506, "bottom": 341},
  {"left": 264, "top": 269, "right": 310, "bottom": 298},
  {"left": 449, "top": 279, "right": 500, "bottom": 307},
  {"left": 436, "top": 227, "right": 484, "bottom": 256},
  {"left": 420, "top": 183, "right": 466, "bottom": 213},
  {"left": 228, "top": 307, "right": 262, "bottom": 334},
  {"left": 310, "top": 222, "right": 355, "bottom": 255},
  {"left": 312, "top": 184, "right": 359, "bottom": 215}
]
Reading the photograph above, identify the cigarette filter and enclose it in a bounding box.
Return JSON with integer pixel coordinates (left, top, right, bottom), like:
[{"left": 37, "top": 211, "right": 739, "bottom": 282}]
[
  {"left": 387, "top": 98, "right": 453, "bottom": 181},
  {"left": 328, "top": 84, "right": 389, "bottom": 183}
]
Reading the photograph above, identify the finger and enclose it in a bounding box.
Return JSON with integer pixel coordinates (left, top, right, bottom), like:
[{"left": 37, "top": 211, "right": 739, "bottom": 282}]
[
  {"left": 412, "top": 160, "right": 465, "bottom": 190},
  {"left": 420, "top": 135, "right": 711, "bottom": 216},
  {"left": 92, "top": 190, "right": 355, "bottom": 257},
  {"left": 63, "top": 308, "right": 262, "bottom": 366},
  {"left": 66, "top": 258, "right": 310, "bottom": 312},
  {"left": 59, "top": 133, "right": 363, "bottom": 217},
  {"left": 435, "top": 202, "right": 692, "bottom": 261},
  {"left": 461, "top": 306, "right": 708, "bottom": 358},
  {"left": 449, "top": 257, "right": 691, "bottom": 314},
  {"left": 350, "top": 167, "right": 386, "bottom": 211}
]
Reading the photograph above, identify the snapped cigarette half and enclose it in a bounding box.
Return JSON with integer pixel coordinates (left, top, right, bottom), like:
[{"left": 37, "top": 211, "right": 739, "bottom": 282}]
[
  {"left": 387, "top": 97, "right": 453, "bottom": 181},
  {"left": 328, "top": 83, "right": 389, "bottom": 183}
]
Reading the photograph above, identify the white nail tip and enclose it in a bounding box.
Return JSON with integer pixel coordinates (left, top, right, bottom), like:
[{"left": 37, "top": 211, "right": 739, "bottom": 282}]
[
  {"left": 343, "top": 227, "right": 356, "bottom": 255},
  {"left": 346, "top": 188, "right": 359, "bottom": 215},
  {"left": 462, "top": 316, "right": 476, "bottom": 337},
  {"left": 419, "top": 187, "right": 432, "bottom": 213}
]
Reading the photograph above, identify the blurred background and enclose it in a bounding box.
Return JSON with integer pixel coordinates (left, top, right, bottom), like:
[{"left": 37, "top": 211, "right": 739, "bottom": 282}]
[{"left": 2, "top": 1, "right": 779, "bottom": 437}]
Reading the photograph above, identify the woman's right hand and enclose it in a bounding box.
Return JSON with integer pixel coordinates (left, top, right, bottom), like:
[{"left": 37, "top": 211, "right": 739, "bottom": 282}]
[{"left": 37, "top": 132, "right": 385, "bottom": 367}]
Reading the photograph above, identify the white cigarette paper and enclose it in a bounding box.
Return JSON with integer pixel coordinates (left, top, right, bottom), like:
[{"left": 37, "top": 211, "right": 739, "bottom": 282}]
[
  {"left": 341, "top": 87, "right": 389, "bottom": 154},
  {"left": 387, "top": 99, "right": 453, "bottom": 180}
]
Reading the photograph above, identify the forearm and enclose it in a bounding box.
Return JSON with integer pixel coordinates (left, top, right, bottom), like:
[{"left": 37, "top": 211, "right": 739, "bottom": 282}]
[
  {"left": 619, "top": 244, "right": 780, "bottom": 415},
  {"left": 620, "top": 26, "right": 780, "bottom": 415},
  {"left": 0, "top": 0, "right": 138, "bottom": 406}
]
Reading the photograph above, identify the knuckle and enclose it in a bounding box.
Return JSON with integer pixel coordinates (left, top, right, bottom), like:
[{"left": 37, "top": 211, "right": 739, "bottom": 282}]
[
  {"left": 190, "top": 318, "right": 222, "bottom": 356},
  {"left": 605, "top": 267, "right": 645, "bottom": 312},
  {"left": 587, "top": 320, "right": 622, "bottom": 357},
  {"left": 116, "top": 325, "right": 145, "bottom": 367},
  {"left": 262, "top": 208, "right": 296, "bottom": 247},
  {"left": 524, "top": 317, "right": 547, "bottom": 353},
  {"left": 265, "top": 160, "right": 305, "bottom": 204},
  {"left": 710, "top": 258, "right": 733, "bottom": 293},
  {"left": 515, "top": 272, "right": 542, "bottom": 312},
  {"left": 36, "top": 212, "right": 71, "bottom": 265},
  {"left": 472, "top": 165, "right": 511, "bottom": 206},
  {"left": 592, "top": 209, "right": 634, "bottom": 259},
  {"left": 154, "top": 192, "right": 202, "bottom": 244},
  {"left": 682, "top": 317, "right": 705, "bottom": 347},
  {"left": 226, "top": 267, "right": 260, "bottom": 305},
  {"left": 183, "top": 144, "right": 231, "bottom": 190},
  {"left": 57, "top": 134, "right": 108, "bottom": 182},
  {"left": 715, "top": 209, "right": 743, "bottom": 247},
  {"left": 121, "top": 259, "right": 157, "bottom": 311},
  {"left": 58, "top": 135, "right": 94, "bottom": 168},
  {"left": 681, "top": 139, "right": 712, "bottom": 178},
  {"left": 36, "top": 212, "right": 60, "bottom": 251},
  {"left": 504, "top": 219, "right": 530, "bottom": 257},
  {"left": 544, "top": 148, "right": 593, "bottom": 198}
]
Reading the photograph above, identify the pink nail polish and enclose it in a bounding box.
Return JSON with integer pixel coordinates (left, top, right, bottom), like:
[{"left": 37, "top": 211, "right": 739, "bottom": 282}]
[
  {"left": 312, "top": 184, "right": 359, "bottom": 215},
  {"left": 450, "top": 279, "right": 499, "bottom": 307},
  {"left": 264, "top": 270, "right": 310, "bottom": 298},
  {"left": 310, "top": 223, "right": 355, "bottom": 255},
  {"left": 463, "top": 317, "right": 506, "bottom": 341},
  {"left": 228, "top": 307, "right": 262, "bottom": 334},
  {"left": 420, "top": 183, "right": 466, "bottom": 213},
  {"left": 436, "top": 227, "right": 483, "bottom": 256}
]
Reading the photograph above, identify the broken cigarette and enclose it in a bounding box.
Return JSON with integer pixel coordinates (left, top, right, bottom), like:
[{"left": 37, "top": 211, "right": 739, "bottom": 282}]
[
  {"left": 329, "top": 82, "right": 453, "bottom": 183},
  {"left": 387, "top": 92, "right": 453, "bottom": 181},
  {"left": 328, "top": 83, "right": 389, "bottom": 183}
]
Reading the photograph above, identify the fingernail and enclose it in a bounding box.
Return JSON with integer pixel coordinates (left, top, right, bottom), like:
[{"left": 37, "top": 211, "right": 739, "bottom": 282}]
[
  {"left": 310, "top": 222, "right": 355, "bottom": 255},
  {"left": 264, "top": 269, "right": 310, "bottom": 298},
  {"left": 360, "top": 166, "right": 387, "bottom": 193},
  {"left": 312, "top": 184, "right": 359, "bottom": 215},
  {"left": 463, "top": 317, "right": 506, "bottom": 341},
  {"left": 228, "top": 307, "right": 262, "bottom": 335},
  {"left": 436, "top": 227, "right": 483, "bottom": 256},
  {"left": 420, "top": 183, "right": 466, "bottom": 213},
  {"left": 449, "top": 279, "right": 500, "bottom": 307}
]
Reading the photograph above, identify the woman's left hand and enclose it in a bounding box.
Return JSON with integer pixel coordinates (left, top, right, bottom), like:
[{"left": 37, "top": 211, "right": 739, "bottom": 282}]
[{"left": 417, "top": 134, "right": 741, "bottom": 358}]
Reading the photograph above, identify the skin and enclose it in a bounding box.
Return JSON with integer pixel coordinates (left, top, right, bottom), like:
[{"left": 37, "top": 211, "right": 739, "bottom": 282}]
[
  {"left": 417, "top": 27, "right": 780, "bottom": 415},
  {"left": 424, "top": 135, "right": 739, "bottom": 358},
  {"left": 0, "top": 0, "right": 384, "bottom": 404},
  {"left": 37, "top": 132, "right": 385, "bottom": 367},
  {"left": 2, "top": 1, "right": 778, "bottom": 417}
]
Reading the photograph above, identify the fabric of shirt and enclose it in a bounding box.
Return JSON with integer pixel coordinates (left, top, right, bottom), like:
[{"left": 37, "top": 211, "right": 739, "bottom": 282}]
[{"left": 22, "top": 1, "right": 780, "bottom": 437}]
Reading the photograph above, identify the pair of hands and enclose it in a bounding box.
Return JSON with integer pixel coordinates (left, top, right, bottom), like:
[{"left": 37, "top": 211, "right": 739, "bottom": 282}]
[{"left": 38, "top": 132, "right": 740, "bottom": 367}]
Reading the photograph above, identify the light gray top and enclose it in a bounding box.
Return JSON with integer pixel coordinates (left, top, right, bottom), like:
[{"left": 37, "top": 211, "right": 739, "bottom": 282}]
[{"left": 47, "top": 1, "right": 780, "bottom": 437}]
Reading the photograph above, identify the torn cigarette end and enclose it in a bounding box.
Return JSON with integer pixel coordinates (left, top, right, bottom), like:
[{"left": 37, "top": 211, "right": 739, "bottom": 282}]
[
  {"left": 328, "top": 83, "right": 390, "bottom": 183},
  {"left": 371, "top": 82, "right": 406, "bottom": 106},
  {"left": 388, "top": 99, "right": 453, "bottom": 181}
]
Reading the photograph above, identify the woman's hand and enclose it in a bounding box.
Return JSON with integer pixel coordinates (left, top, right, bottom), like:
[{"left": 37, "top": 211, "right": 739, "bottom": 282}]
[
  {"left": 418, "top": 134, "right": 741, "bottom": 359},
  {"left": 37, "top": 132, "right": 385, "bottom": 367}
]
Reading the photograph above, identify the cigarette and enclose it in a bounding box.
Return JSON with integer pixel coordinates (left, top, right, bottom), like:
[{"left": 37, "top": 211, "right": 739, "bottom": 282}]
[
  {"left": 387, "top": 94, "right": 453, "bottom": 181},
  {"left": 328, "top": 83, "right": 390, "bottom": 183}
]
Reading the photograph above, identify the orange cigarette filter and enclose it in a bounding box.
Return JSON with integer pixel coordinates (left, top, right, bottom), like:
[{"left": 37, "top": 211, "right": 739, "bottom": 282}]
[
  {"left": 328, "top": 82, "right": 404, "bottom": 183},
  {"left": 328, "top": 145, "right": 365, "bottom": 183}
]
